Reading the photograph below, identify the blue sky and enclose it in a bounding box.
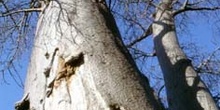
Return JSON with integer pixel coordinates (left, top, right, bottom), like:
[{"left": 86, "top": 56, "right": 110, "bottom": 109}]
[
  {"left": 0, "top": 76, "right": 24, "bottom": 110},
  {"left": 0, "top": 52, "right": 29, "bottom": 110}
]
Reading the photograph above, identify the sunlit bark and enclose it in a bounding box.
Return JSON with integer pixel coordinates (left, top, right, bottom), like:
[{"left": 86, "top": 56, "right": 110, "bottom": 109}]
[
  {"left": 152, "top": 0, "right": 218, "bottom": 110},
  {"left": 18, "top": 0, "right": 163, "bottom": 110}
]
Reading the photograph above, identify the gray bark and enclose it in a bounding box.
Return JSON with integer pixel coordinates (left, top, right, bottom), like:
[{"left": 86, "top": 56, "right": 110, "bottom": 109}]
[
  {"left": 152, "top": 0, "right": 218, "bottom": 110},
  {"left": 17, "top": 0, "right": 163, "bottom": 110}
]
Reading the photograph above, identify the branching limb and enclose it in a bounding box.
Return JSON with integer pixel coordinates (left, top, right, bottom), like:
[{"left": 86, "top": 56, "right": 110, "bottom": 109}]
[
  {"left": 173, "top": 0, "right": 220, "bottom": 16},
  {"left": 112, "top": 10, "right": 146, "bottom": 31},
  {"left": 130, "top": 48, "right": 156, "bottom": 59},
  {"left": 196, "top": 47, "right": 220, "bottom": 74},
  {"left": 182, "top": 0, "right": 189, "bottom": 9},
  {"left": 0, "top": 0, "right": 52, "bottom": 17},
  {"left": 126, "top": 24, "right": 152, "bottom": 48},
  {"left": 0, "top": 1, "right": 18, "bottom": 27},
  {"left": 147, "top": 0, "right": 160, "bottom": 9},
  {"left": 189, "top": 0, "right": 205, "bottom": 6},
  {"left": 0, "top": 8, "right": 42, "bottom": 17}
]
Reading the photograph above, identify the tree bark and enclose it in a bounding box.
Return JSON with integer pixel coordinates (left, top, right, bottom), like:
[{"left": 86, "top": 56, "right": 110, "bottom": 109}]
[
  {"left": 17, "top": 0, "right": 163, "bottom": 110},
  {"left": 152, "top": 0, "right": 218, "bottom": 110}
]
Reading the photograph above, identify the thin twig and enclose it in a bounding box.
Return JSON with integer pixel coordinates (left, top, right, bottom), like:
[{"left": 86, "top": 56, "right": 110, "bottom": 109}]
[
  {"left": 0, "top": 8, "right": 42, "bottom": 17},
  {"left": 196, "top": 47, "right": 220, "bottom": 74},
  {"left": 174, "top": 6, "right": 220, "bottom": 16},
  {"left": 126, "top": 24, "right": 152, "bottom": 48}
]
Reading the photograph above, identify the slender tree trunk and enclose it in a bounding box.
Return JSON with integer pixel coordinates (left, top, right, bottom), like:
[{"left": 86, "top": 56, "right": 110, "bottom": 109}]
[
  {"left": 16, "top": 0, "right": 163, "bottom": 110},
  {"left": 152, "top": 0, "right": 218, "bottom": 110}
]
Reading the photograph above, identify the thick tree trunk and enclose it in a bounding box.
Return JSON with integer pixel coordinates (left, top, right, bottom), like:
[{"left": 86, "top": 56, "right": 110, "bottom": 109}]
[
  {"left": 16, "top": 0, "right": 163, "bottom": 110},
  {"left": 152, "top": 0, "right": 218, "bottom": 110}
]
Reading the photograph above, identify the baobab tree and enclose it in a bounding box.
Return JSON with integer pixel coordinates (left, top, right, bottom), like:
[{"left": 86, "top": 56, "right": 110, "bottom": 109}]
[
  {"left": 0, "top": 0, "right": 220, "bottom": 110},
  {"left": 118, "top": 0, "right": 220, "bottom": 109},
  {"left": 152, "top": 0, "right": 218, "bottom": 109},
  {"left": 12, "top": 0, "right": 162, "bottom": 110}
]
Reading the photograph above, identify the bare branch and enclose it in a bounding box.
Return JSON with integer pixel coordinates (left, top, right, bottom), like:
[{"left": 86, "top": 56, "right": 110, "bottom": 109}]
[
  {"left": 147, "top": 1, "right": 159, "bottom": 9},
  {"left": 158, "top": 85, "right": 165, "bottom": 98},
  {"left": 173, "top": 5, "right": 220, "bottom": 16},
  {"left": 189, "top": 0, "right": 205, "bottom": 6},
  {"left": 196, "top": 47, "right": 220, "bottom": 74},
  {"left": 0, "top": 8, "right": 42, "bottom": 17},
  {"left": 112, "top": 10, "right": 147, "bottom": 31},
  {"left": 126, "top": 24, "right": 152, "bottom": 48},
  {"left": 182, "top": 0, "right": 189, "bottom": 9},
  {"left": 0, "top": 1, "right": 18, "bottom": 27},
  {"left": 130, "top": 47, "right": 156, "bottom": 59}
]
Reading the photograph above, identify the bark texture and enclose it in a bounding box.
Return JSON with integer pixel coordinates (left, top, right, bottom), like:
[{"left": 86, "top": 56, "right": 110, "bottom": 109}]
[
  {"left": 152, "top": 0, "right": 218, "bottom": 110},
  {"left": 20, "top": 0, "right": 162, "bottom": 110}
]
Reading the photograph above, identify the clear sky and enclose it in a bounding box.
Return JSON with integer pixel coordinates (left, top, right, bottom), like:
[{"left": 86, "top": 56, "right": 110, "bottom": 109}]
[
  {"left": 0, "top": 76, "right": 24, "bottom": 110},
  {"left": 0, "top": 52, "right": 29, "bottom": 110}
]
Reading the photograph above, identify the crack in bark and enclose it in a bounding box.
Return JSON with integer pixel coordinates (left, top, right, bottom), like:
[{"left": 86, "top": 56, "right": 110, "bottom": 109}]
[
  {"left": 109, "top": 103, "right": 125, "bottom": 110},
  {"left": 46, "top": 52, "right": 84, "bottom": 100},
  {"left": 44, "top": 48, "right": 59, "bottom": 77}
]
